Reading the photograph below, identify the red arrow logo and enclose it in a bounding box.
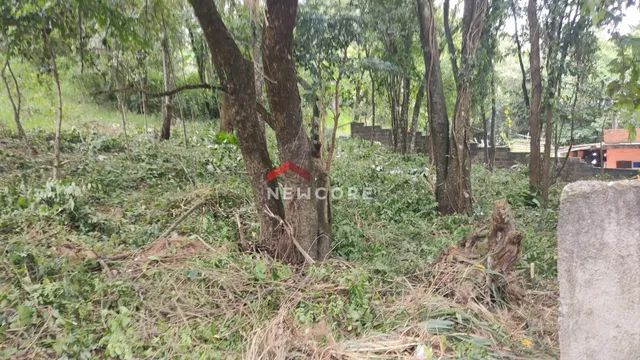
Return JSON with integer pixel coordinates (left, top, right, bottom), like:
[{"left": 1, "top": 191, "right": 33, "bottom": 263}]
[{"left": 266, "top": 161, "right": 311, "bottom": 182}]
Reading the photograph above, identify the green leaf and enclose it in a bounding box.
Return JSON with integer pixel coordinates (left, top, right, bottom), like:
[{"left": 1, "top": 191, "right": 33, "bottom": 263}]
[{"left": 253, "top": 260, "right": 266, "bottom": 281}]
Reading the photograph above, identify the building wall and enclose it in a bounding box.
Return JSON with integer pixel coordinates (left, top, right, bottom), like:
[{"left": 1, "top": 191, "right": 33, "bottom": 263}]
[
  {"left": 606, "top": 148, "right": 640, "bottom": 169},
  {"left": 604, "top": 128, "right": 640, "bottom": 143},
  {"left": 561, "top": 157, "right": 638, "bottom": 182}
]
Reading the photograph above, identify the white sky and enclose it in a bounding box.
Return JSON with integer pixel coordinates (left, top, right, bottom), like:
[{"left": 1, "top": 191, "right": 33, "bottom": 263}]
[{"left": 612, "top": 2, "right": 640, "bottom": 35}]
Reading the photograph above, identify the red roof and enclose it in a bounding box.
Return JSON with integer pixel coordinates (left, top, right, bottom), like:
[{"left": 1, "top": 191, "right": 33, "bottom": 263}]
[{"left": 604, "top": 129, "right": 640, "bottom": 144}]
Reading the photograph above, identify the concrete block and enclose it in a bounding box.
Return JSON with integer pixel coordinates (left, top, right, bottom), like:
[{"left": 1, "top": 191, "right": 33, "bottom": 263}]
[{"left": 558, "top": 180, "right": 640, "bottom": 359}]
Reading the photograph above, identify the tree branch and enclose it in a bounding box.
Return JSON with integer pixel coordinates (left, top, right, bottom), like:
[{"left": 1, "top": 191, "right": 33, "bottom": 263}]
[{"left": 91, "top": 83, "right": 225, "bottom": 97}]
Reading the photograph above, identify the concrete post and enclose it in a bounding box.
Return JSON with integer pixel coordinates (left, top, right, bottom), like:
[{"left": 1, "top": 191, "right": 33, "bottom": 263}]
[{"left": 558, "top": 180, "right": 640, "bottom": 359}]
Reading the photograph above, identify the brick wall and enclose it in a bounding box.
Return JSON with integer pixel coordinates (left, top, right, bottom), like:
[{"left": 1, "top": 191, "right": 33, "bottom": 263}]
[
  {"left": 350, "top": 122, "right": 430, "bottom": 151},
  {"left": 350, "top": 122, "right": 528, "bottom": 168}
]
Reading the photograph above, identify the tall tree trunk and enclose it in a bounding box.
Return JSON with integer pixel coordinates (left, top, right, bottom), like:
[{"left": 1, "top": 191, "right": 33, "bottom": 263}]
[
  {"left": 160, "top": 21, "right": 174, "bottom": 141},
  {"left": 482, "top": 103, "right": 489, "bottom": 164},
  {"left": 326, "top": 70, "right": 342, "bottom": 172},
  {"left": 113, "top": 50, "right": 129, "bottom": 143},
  {"left": 388, "top": 75, "right": 400, "bottom": 151},
  {"left": 370, "top": 71, "right": 376, "bottom": 145},
  {"left": 417, "top": 0, "right": 450, "bottom": 212},
  {"left": 353, "top": 70, "right": 362, "bottom": 124},
  {"left": 190, "top": 0, "right": 333, "bottom": 263},
  {"left": 410, "top": 74, "right": 426, "bottom": 152},
  {"left": 251, "top": 11, "right": 266, "bottom": 133},
  {"left": 261, "top": 0, "right": 331, "bottom": 261},
  {"left": 511, "top": 0, "right": 530, "bottom": 109},
  {"left": 187, "top": 25, "right": 207, "bottom": 84},
  {"left": 443, "top": 0, "right": 459, "bottom": 85},
  {"left": 2, "top": 60, "right": 34, "bottom": 153},
  {"left": 189, "top": 0, "right": 289, "bottom": 259},
  {"left": 400, "top": 76, "right": 411, "bottom": 154},
  {"left": 44, "top": 25, "right": 63, "bottom": 180},
  {"left": 78, "top": 4, "right": 85, "bottom": 74},
  {"left": 527, "top": 0, "right": 542, "bottom": 192},
  {"left": 442, "top": 0, "right": 487, "bottom": 215},
  {"left": 490, "top": 71, "right": 497, "bottom": 169}
]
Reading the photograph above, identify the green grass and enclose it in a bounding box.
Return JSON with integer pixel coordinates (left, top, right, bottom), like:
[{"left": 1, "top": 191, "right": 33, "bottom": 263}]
[
  {"left": 0, "top": 125, "right": 560, "bottom": 358},
  {"left": 0, "top": 69, "right": 560, "bottom": 358},
  {"left": 0, "top": 61, "right": 162, "bottom": 134}
]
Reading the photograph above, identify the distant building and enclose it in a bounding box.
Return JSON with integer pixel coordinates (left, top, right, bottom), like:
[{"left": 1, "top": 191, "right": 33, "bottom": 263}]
[{"left": 561, "top": 128, "right": 640, "bottom": 169}]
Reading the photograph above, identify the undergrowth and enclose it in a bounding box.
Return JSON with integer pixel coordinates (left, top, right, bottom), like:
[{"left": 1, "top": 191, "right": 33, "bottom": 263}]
[{"left": 0, "top": 129, "right": 560, "bottom": 359}]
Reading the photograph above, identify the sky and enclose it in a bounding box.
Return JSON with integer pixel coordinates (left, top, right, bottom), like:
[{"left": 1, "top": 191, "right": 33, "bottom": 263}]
[{"left": 612, "top": 2, "right": 640, "bottom": 35}]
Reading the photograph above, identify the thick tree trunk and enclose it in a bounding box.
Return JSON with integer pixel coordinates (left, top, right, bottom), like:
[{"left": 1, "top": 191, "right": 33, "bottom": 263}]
[
  {"left": 190, "top": 0, "right": 288, "bottom": 259},
  {"left": 511, "top": 0, "right": 530, "bottom": 109},
  {"left": 443, "top": 0, "right": 487, "bottom": 215},
  {"left": 417, "top": 0, "right": 450, "bottom": 212},
  {"left": 527, "top": 0, "right": 542, "bottom": 192},
  {"left": 262, "top": 0, "right": 331, "bottom": 261},
  {"left": 160, "top": 23, "right": 174, "bottom": 141},
  {"left": 410, "top": 74, "right": 426, "bottom": 152},
  {"left": 190, "top": 0, "right": 334, "bottom": 263},
  {"left": 2, "top": 60, "right": 34, "bottom": 153}
]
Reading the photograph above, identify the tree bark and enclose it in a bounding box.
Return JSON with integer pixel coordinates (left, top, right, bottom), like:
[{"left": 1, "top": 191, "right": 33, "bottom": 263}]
[
  {"left": 113, "top": 49, "right": 129, "bottom": 144},
  {"left": 370, "top": 71, "right": 376, "bottom": 145},
  {"left": 410, "top": 74, "right": 426, "bottom": 152},
  {"left": 189, "top": 0, "right": 288, "bottom": 259},
  {"left": 400, "top": 76, "right": 411, "bottom": 154},
  {"left": 388, "top": 75, "right": 400, "bottom": 151},
  {"left": 443, "top": 0, "right": 488, "bottom": 214},
  {"left": 262, "top": 0, "right": 331, "bottom": 261},
  {"left": 43, "top": 25, "right": 63, "bottom": 180},
  {"left": 190, "top": 0, "right": 333, "bottom": 263},
  {"left": 417, "top": 0, "right": 450, "bottom": 212},
  {"left": 482, "top": 103, "right": 489, "bottom": 164},
  {"left": 527, "top": 0, "right": 543, "bottom": 192},
  {"left": 160, "top": 21, "right": 174, "bottom": 141},
  {"left": 251, "top": 10, "right": 266, "bottom": 133},
  {"left": 490, "top": 71, "right": 497, "bottom": 169},
  {"left": 326, "top": 69, "right": 342, "bottom": 172}
]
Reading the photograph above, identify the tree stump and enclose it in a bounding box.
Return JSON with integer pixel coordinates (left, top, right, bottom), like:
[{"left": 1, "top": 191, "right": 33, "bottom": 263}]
[{"left": 431, "top": 200, "right": 524, "bottom": 305}]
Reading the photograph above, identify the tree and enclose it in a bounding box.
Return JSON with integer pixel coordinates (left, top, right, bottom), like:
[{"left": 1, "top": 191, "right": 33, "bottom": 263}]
[
  {"left": 159, "top": 17, "right": 175, "bottom": 141},
  {"left": 189, "top": 0, "right": 330, "bottom": 263},
  {"left": 417, "top": 0, "right": 450, "bottom": 212},
  {"left": 527, "top": 0, "right": 543, "bottom": 193},
  {"left": 417, "top": 0, "right": 488, "bottom": 214},
  {"left": 1, "top": 59, "right": 35, "bottom": 153}
]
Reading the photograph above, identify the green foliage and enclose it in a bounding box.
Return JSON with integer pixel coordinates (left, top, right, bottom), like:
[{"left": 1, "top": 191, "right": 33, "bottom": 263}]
[
  {"left": 0, "top": 129, "right": 560, "bottom": 357},
  {"left": 607, "top": 33, "right": 640, "bottom": 132}
]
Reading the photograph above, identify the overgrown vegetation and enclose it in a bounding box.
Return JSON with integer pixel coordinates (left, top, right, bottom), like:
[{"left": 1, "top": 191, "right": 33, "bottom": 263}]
[{"left": 1, "top": 128, "right": 559, "bottom": 358}]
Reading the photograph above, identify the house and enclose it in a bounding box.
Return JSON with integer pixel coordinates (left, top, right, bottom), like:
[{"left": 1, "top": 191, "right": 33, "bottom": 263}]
[{"left": 561, "top": 128, "right": 640, "bottom": 169}]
